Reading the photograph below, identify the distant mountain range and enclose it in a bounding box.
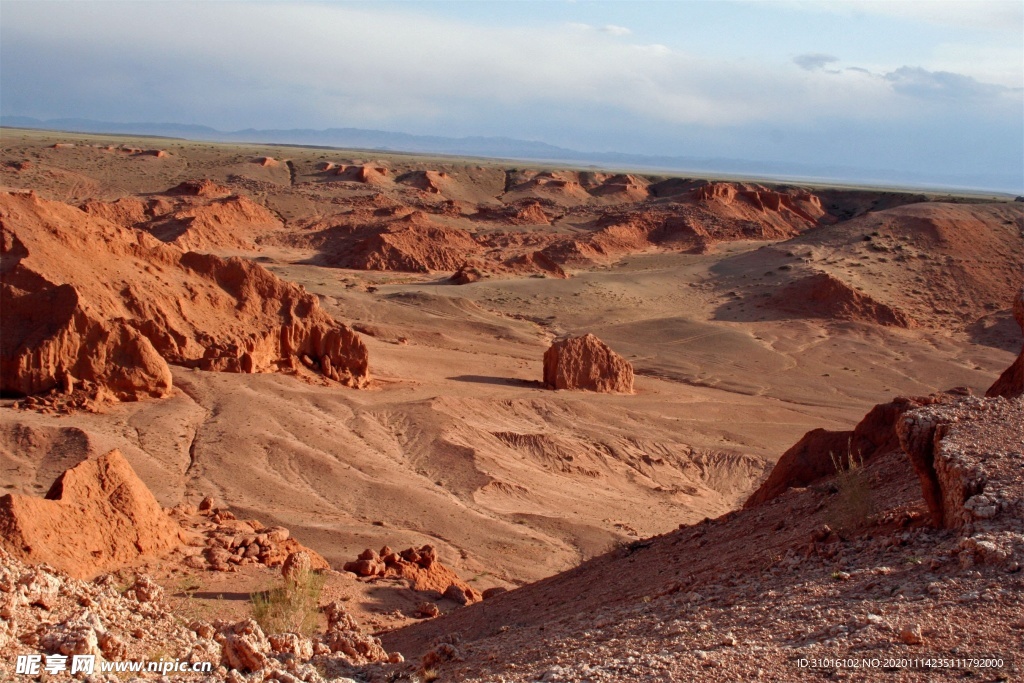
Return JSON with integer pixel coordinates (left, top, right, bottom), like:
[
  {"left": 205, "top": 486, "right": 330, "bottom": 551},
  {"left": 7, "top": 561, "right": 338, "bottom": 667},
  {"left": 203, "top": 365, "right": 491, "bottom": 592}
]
[{"left": 1, "top": 116, "right": 1015, "bottom": 194}]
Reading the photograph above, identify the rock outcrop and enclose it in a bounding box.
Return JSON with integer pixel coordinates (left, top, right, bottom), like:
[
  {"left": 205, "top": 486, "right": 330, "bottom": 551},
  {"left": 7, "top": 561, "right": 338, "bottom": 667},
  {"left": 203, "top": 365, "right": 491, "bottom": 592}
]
[
  {"left": 986, "top": 286, "right": 1024, "bottom": 398},
  {"left": 0, "top": 450, "right": 182, "bottom": 578},
  {"left": 333, "top": 163, "right": 390, "bottom": 185},
  {"left": 898, "top": 396, "right": 1023, "bottom": 530},
  {"left": 543, "top": 334, "right": 634, "bottom": 393},
  {"left": 0, "top": 191, "right": 369, "bottom": 399},
  {"left": 744, "top": 394, "right": 955, "bottom": 507},
  {"left": 335, "top": 214, "right": 483, "bottom": 273},
  {"left": 342, "top": 545, "right": 481, "bottom": 605},
  {"left": 450, "top": 263, "right": 485, "bottom": 284},
  {"left": 171, "top": 505, "right": 330, "bottom": 574}
]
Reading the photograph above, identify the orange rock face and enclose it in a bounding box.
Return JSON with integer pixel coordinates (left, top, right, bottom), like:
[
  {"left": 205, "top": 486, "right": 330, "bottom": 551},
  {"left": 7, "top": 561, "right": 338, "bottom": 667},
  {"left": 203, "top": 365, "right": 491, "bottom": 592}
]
[
  {"left": 543, "top": 333, "right": 634, "bottom": 393},
  {"left": 0, "top": 191, "right": 369, "bottom": 398},
  {"left": 744, "top": 393, "right": 960, "bottom": 507},
  {"left": 334, "top": 213, "right": 483, "bottom": 273},
  {"left": 0, "top": 450, "right": 183, "bottom": 578},
  {"left": 986, "top": 286, "right": 1024, "bottom": 398}
]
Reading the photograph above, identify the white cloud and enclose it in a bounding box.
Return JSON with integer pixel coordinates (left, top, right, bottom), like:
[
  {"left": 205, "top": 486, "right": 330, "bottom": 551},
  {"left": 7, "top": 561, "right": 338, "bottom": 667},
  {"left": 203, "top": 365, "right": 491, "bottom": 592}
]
[
  {"left": 600, "top": 24, "right": 632, "bottom": 36},
  {"left": 783, "top": 0, "right": 1023, "bottom": 32},
  {"left": 1, "top": 1, "right": 1018, "bottom": 139}
]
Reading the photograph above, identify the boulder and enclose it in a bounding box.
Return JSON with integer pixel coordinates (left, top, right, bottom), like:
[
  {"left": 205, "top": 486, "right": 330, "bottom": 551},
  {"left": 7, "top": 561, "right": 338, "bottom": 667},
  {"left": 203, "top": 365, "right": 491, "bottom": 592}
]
[
  {"left": 341, "top": 545, "right": 479, "bottom": 604},
  {"left": 543, "top": 333, "right": 634, "bottom": 393},
  {"left": 216, "top": 619, "right": 271, "bottom": 672},
  {"left": 281, "top": 550, "right": 313, "bottom": 581},
  {"left": 450, "top": 263, "right": 484, "bottom": 285}
]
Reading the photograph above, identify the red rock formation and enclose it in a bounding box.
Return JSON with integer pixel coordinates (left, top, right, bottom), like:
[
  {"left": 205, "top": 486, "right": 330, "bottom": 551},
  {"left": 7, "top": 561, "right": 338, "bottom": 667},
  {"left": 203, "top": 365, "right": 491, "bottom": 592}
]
[
  {"left": 0, "top": 258, "right": 174, "bottom": 400},
  {"left": 589, "top": 174, "right": 650, "bottom": 201},
  {"left": 343, "top": 546, "right": 481, "bottom": 604},
  {"left": 986, "top": 286, "right": 1024, "bottom": 398},
  {"left": 474, "top": 202, "right": 552, "bottom": 226},
  {"left": 693, "top": 182, "right": 825, "bottom": 226},
  {"left": 334, "top": 164, "right": 390, "bottom": 185},
  {"left": 505, "top": 171, "right": 593, "bottom": 206},
  {"left": 170, "top": 505, "right": 330, "bottom": 573},
  {"left": 744, "top": 394, "right": 953, "bottom": 507},
  {"left": 158, "top": 195, "right": 283, "bottom": 251},
  {"left": 543, "top": 334, "right": 634, "bottom": 393},
  {"left": 0, "top": 191, "right": 369, "bottom": 398},
  {"left": 166, "top": 179, "right": 232, "bottom": 198},
  {"left": 512, "top": 202, "right": 551, "bottom": 225},
  {"left": 898, "top": 396, "right": 1022, "bottom": 528},
  {"left": 79, "top": 197, "right": 150, "bottom": 228},
  {"left": 398, "top": 170, "right": 454, "bottom": 195},
  {"left": 743, "top": 429, "right": 852, "bottom": 508},
  {"left": 333, "top": 214, "right": 483, "bottom": 273},
  {"left": 504, "top": 250, "right": 569, "bottom": 279},
  {"left": 769, "top": 272, "right": 914, "bottom": 327},
  {"left": 450, "top": 263, "right": 485, "bottom": 285},
  {"left": 0, "top": 450, "right": 183, "bottom": 578}
]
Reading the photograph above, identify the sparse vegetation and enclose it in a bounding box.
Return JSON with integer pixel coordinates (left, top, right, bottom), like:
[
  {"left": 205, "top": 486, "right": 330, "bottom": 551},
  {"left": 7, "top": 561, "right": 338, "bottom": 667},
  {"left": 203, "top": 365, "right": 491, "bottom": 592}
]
[
  {"left": 250, "top": 568, "right": 326, "bottom": 636},
  {"left": 174, "top": 574, "right": 202, "bottom": 599},
  {"left": 826, "top": 445, "right": 875, "bottom": 532}
]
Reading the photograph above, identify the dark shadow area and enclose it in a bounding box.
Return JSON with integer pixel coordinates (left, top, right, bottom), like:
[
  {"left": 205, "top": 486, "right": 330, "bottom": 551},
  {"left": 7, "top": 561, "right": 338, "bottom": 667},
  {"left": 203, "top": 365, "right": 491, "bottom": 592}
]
[
  {"left": 449, "top": 375, "right": 544, "bottom": 389},
  {"left": 189, "top": 591, "right": 252, "bottom": 601},
  {"left": 966, "top": 311, "right": 1022, "bottom": 352}
]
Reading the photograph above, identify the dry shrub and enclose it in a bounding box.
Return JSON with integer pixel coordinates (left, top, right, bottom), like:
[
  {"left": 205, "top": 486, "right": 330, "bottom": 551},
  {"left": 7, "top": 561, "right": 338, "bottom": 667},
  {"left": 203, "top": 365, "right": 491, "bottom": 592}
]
[
  {"left": 826, "top": 446, "right": 875, "bottom": 532},
  {"left": 250, "top": 568, "right": 325, "bottom": 635}
]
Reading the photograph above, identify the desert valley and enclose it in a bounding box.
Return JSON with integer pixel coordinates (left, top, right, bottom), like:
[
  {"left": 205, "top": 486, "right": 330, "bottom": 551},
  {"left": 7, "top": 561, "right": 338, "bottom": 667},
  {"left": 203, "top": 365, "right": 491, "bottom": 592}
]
[{"left": 1, "top": 128, "right": 1022, "bottom": 682}]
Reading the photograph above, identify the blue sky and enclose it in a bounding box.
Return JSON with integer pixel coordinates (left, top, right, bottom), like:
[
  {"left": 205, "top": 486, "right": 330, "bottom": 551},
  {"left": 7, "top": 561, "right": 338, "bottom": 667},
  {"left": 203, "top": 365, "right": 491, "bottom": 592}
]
[{"left": 2, "top": 1, "right": 1022, "bottom": 191}]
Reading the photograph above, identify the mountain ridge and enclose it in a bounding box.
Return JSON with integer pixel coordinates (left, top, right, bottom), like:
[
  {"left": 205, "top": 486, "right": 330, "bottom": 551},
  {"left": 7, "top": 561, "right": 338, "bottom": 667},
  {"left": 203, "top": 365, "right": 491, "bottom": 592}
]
[{"left": 2, "top": 115, "right": 1017, "bottom": 194}]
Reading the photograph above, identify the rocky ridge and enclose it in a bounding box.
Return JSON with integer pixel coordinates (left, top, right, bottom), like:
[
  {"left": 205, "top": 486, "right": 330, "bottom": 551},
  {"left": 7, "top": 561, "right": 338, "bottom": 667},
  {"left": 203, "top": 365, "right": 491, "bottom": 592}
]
[{"left": 0, "top": 190, "right": 369, "bottom": 400}]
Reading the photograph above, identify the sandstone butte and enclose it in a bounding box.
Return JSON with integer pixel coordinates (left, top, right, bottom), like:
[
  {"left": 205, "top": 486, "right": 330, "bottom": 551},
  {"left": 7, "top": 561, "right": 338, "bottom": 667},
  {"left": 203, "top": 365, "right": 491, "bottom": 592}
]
[
  {"left": 0, "top": 191, "right": 369, "bottom": 401},
  {"left": 543, "top": 333, "right": 634, "bottom": 393},
  {"left": 0, "top": 449, "right": 182, "bottom": 578}
]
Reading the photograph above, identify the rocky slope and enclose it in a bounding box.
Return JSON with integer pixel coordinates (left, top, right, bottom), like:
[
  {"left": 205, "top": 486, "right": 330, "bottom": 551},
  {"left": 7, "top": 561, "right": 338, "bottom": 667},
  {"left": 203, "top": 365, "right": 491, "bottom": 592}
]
[
  {"left": 379, "top": 393, "right": 1024, "bottom": 682},
  {"left": 0, "top": 545, "right": 400, "bottom": 682}
]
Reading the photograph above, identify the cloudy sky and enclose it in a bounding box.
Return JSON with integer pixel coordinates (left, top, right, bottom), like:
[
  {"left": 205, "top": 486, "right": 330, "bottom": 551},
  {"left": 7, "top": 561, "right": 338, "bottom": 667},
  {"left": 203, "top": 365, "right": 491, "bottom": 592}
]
[{"left": 2, "top": 1, "right": 1022, "bottom": 191}]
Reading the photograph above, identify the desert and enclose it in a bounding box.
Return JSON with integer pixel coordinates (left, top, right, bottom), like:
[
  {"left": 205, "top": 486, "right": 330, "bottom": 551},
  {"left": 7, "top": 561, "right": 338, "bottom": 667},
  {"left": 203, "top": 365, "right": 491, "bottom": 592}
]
[{"left": 0, "top": 125, "right": 1022, "bottom": 683}]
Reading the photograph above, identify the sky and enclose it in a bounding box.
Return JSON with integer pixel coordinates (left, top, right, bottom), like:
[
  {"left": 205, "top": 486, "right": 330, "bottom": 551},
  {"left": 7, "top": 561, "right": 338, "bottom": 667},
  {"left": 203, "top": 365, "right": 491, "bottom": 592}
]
[{"left": 2, "top": 0, "right": 1022, "bottom": 191}]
